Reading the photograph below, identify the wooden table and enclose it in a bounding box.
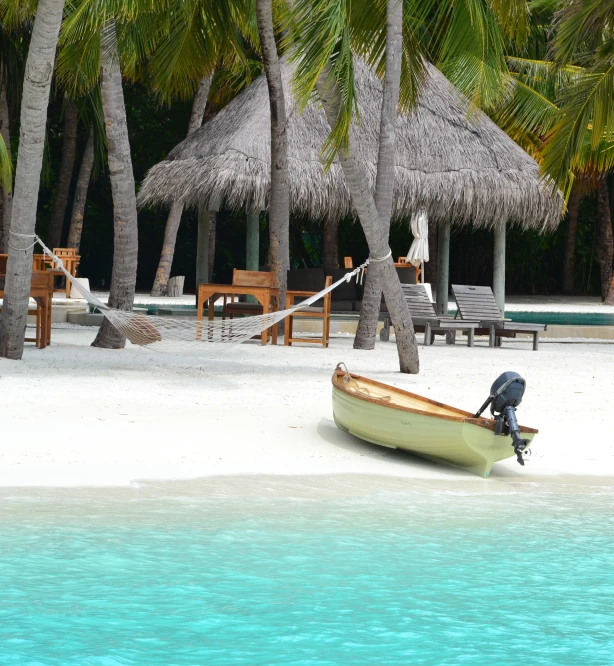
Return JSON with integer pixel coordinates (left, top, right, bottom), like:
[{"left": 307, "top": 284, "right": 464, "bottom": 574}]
[{"left": 197, "top": 283, "right": 279, "bottom": 345}]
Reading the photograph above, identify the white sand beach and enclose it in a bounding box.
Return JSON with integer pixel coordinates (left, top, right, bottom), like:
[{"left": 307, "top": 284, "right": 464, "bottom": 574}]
[{"left": 1, "top": 326, "right": 613, "bottom": 487}]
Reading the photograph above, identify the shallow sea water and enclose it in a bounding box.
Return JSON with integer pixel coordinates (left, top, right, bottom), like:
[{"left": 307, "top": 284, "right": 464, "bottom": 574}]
[{"left": 1, "top": 475, "right": 613, "bottom": 666}]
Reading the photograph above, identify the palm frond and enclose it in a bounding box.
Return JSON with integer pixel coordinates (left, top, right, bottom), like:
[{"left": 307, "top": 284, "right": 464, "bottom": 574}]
[
  {"left": 542, "top": 61, "right": 614, "bottom": 185},
  {"left": 433, "top": 0, "right": 508, "bottom": 111}
]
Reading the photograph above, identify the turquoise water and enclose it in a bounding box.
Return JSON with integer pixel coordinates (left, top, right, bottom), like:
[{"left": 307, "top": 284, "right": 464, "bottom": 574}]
[
  {"left": 144, "top": 305, "right": 614, "bottom": 327},
  {"left": 1, "top": 477, "right": 614, "bottom": 665},
  {"left": 504, "top": 311, "right": 614, "bottom": 326},
  {"left": 446, "top": 310, "right": 614, "bottom": 326}
]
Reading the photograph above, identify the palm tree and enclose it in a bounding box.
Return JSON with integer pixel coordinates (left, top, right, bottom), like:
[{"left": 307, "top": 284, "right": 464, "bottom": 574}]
[
  {"left": 256, "top": 0, "right": 289, "bottom": 312},
  {"left": 88, "top": 18, "right": 140, "bottom": 348},
  {"left": 66, "top": 125, "right": 95, "bottom": 250},
  {"left": 493, "top": 0, "right": 614, "bottom": 302},
  {"left": 0, "top": 90, "right": 11, "bottom": 251},
  {"left": 0, "top": 0, "right": 66, "bottom": 360},
  {"left": 288, "top": 0, "right": 529, "bottom": 371},
  {"left": 47, "top": 97, "right": 79, "bottom": 248},
  {"left": 58, "top": 0, "right": 171, "bottom": 348},
  {"left": 150, "top": 74, "right": 211, "bottom": 296},
  {"left": 542, "top": 0, "right": 614, "bottom": 187},
  {"left": 147, "top": 0, "right": 248, "bottom": 295}
]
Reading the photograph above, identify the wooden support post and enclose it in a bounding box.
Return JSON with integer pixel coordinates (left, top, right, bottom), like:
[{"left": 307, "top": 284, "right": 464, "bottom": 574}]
[
  {"left": 493, "top": 221, "right": 506, "bottom": 315},
  {"left": 246, "top": 211, "right": 260, "bottom": 270},
  {"left": 196, "top": 198, "right": 220, "bottom": 290},
  {"left": 196, "top": 205, "right": 210, "bottom": 289},
  {"left": 435, "top": 220, "right": 450, "bottom": 316},
  {"left": 246, "top": 210, "right": 260, "bottom": 304}
]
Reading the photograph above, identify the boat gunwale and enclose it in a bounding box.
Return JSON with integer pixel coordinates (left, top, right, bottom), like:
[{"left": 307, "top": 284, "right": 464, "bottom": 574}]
[{"left": 331, "top": 368, "right": 539, "bottom": 435}]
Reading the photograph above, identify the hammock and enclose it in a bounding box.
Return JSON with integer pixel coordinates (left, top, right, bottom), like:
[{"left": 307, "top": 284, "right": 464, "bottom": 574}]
[{"left": 30, "top": 235, "right": 368, "bottom": 352}]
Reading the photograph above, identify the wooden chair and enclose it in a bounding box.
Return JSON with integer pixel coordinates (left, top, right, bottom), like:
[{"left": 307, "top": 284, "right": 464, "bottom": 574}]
[
  {"left": 51, "top": 248, "right": 81, "bottom": 297},
  {"left": 284, "top": 275, "right": 332, "bottom": 348},
  {"left": 222, "top": 269, "right": 279, "bottom": 344},
  {"left": 451, "top": 284, "right": 547, "bottom": 351},
  {"left": 0, "top": 262, "right": 53, "bottom": 348},
  {"left": 387, "top": 284, "right": 478, "bottom": 346},
  {"left": 223, "top": 269, "right": 277, "bottom": 317},
  {"left": 343, "top": 257, "right": 354, "bottom": 269},
  {"left": 396, "top": 256, "right": 421, "bottom": 282}
]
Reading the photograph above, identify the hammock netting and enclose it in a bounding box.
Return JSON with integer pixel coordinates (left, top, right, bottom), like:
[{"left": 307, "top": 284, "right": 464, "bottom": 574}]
[{"left": 34, "top": 237, "right": 367, "bottom": 352}]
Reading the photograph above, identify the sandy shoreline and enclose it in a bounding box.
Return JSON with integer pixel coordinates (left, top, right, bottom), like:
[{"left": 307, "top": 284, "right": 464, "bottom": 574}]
[{"left": 1, "top": 327, "right": 613, "bottom": 488}]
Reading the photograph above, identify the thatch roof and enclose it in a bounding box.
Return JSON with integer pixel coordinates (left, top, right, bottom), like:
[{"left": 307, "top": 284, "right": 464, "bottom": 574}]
[{"left": 138, "top": 60, "right": 563, "bottom": 230}]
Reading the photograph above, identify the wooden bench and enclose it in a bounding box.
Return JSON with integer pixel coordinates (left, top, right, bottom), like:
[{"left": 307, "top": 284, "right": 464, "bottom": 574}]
[
  {"left": 284, "top": 275, "right": 332, "bottom": 348},
  {"left": 381, "top": 284, "right": 479, "bottom": 346},
  {"left": 452, "top": 284, "right": 547, "bottom": 351}
]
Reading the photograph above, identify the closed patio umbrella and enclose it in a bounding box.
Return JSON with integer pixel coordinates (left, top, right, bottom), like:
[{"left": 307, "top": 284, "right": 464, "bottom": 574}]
[{"left": 406, "top": 210, "right": 429, "bottom": 283}]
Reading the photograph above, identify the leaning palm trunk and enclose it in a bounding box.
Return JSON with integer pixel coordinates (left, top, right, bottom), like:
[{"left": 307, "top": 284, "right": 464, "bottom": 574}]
[
  {"left": 92, "top": 20, "right": 139, "bottom": 349},
  {"left": 0, "top": 83, "right": 13, "bottom": 253},
  {"left": 0, "top": 0, "right": 65, "bottom": 360},
  {"left": 597, "top": 179, "right": 614, "bottom": 304},
  {"left": 47, "top": 98, "right": 78, "bottom": 248},
  {"left": 256, "top": 0, "right": 290, "bottom": 312},
  {"left": 151, "top": 75, "right": 211, "bottom": 296},
  {"left": 354, "top": 0, "right": 403, "bottom": 350},
  {"left": 316, "top": 76, "right": 419, "bottom": 374},
  {"left": 66, "top": 127, "right": 95, "bottom": 251}
]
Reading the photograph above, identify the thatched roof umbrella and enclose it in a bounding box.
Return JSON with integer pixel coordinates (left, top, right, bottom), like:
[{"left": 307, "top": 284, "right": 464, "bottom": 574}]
[
  {"left": 139, "top": 59, "right": 561, "bottom": 228},
  {"left": 139, "top": 59, "right": 563, "bottom": 310}
]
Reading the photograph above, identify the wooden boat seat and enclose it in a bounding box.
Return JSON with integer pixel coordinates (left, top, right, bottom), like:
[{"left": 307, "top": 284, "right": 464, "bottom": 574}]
[
  {"left": 381, "top": 284, "right": 479, "bottom": 346},
  {"left": 452, "top": 284, "right": 547, "bottom": 351}
]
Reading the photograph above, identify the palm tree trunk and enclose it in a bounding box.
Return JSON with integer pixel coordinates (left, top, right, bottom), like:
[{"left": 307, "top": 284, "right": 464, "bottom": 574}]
[
  {"left": 354, "top": 0, "right": 403, "bottom": 350},
  {"left": 256, "top": 0, "right": 290, "bottom": 311},
  {"left": 66, "top": 127, "right": 94, "bottom": 251},
  {"left": 597, "top": 178, "right": 614, "bottom": 304},
  {"left": 47, "top": 98, "right": 78, "bottom": 248},
  {"left": 316, "top": 77, "right": 419, "bottom": 373},
  {"left": 0, "top": 82, "right": 13, "bottom": 253},
  {"left": 322, "top": 216, "right": 339, "bottom": 272},
  {"left": 92, "top": 20, "right": 139, "bottom": 349},
  {"left": 0, "top": 0, "right": 65, "bottom": 360},
  {"left": 562, "top": 186, "right": 581, "bottom": 295},
  {"left": 151, "top": 75, "right": 212, "bottom": 296}
]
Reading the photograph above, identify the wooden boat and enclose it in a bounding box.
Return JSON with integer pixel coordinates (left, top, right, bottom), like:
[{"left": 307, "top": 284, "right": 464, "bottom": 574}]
[{"left": 331, "top": 364, "right": 538, "bottom": 477}]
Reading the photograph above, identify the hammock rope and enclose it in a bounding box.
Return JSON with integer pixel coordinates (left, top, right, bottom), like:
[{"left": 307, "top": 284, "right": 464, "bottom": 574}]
[{"left": 31, "top": 235, "right": 370, "bottom": 351}]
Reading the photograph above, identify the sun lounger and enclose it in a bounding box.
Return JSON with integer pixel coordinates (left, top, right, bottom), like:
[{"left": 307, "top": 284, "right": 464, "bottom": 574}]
[
  {"left": 381, "top": 284, "right": 479, "bottom": 346},
  {"left": 451, "top": 284, "right": 546, "bottom": 351}
]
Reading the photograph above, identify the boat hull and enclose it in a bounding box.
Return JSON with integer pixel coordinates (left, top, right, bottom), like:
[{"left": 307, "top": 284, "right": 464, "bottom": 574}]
[{"left": 332, "top": 382, "right": 535, "bottom": 477}]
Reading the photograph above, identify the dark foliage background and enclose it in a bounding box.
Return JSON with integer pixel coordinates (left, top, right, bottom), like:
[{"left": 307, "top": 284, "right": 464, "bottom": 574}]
[{"left": 20, "top": 84, "right": 602, "bottom": 296}]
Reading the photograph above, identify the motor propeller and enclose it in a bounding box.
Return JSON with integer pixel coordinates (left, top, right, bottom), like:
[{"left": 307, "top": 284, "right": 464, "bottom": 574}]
[{"left": 475, "top": 372, "right": 531, "bottom": 466}]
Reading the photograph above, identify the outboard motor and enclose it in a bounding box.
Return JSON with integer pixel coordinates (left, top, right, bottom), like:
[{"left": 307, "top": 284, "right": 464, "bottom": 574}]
[{"left": 475, "top": 372, "right": 531, "bottom": 466}]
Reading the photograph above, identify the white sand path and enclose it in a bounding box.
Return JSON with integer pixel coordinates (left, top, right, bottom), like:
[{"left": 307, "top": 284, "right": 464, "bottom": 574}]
[{"left": 1, "top": 327, "right": 613, "bottom": 486}]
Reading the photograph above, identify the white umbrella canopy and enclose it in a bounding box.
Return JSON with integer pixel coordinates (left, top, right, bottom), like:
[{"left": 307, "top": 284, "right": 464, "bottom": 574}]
[{"left": 406, "top": 210, "right": 429, "bottom": 277}]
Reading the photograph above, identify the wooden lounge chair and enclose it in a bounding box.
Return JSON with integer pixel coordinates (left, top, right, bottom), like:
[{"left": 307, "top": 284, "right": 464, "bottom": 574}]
[
  {"left": 284, "top": 275, "right": 333, "bottom": 347},
  {"left": 381, "top": 284, "right": 478, "bottom": 346},
  {"left": 451, "top": 284, "right": 546, "bottom": 351}
]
